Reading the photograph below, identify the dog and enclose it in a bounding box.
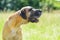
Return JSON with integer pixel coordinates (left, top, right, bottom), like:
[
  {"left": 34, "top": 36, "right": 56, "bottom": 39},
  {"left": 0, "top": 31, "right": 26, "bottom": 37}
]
[{"left": 2, "top": 6, "right": 42, "bottom": 40}]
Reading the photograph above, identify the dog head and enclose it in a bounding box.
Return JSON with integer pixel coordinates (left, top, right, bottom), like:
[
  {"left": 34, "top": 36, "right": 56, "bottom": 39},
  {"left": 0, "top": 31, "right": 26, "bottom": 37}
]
[{"left": 20, "top": 6, "right": 42, "bottom": 23}]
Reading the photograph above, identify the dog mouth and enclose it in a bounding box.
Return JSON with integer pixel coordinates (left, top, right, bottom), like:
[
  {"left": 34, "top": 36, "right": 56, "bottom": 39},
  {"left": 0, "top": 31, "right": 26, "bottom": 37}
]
[
  {"left": 28, "top": 9, "right": 42, "bottom": 23},
  {"left": 28, "top": 17, "right": 39, "bottom": 23}
]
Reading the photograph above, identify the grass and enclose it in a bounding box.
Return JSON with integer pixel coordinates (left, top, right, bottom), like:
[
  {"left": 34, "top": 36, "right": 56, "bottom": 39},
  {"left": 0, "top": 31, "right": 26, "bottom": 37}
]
[{"left": 0, "top": 11, "right": 60, "bottom": 40}]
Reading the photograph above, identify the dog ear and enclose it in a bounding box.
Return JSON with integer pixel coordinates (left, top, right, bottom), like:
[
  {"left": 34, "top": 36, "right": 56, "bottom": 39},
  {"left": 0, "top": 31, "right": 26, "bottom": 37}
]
[{"left": 20, "top": 9, "right": 27, "bottom": 19}]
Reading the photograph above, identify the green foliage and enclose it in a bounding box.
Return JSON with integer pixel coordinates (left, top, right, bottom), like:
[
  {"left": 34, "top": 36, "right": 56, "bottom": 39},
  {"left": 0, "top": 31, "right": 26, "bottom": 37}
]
[
  {"left": 0, "top": 0, "right": 60, "bottom": 11},
  {"left": 0, "top": 0, "right": 42, "bottom": 11}
]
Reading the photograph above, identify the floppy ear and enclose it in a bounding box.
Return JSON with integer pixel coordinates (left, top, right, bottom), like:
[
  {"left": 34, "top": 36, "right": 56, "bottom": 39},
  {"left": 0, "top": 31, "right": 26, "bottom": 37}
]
[{"left": 20, "top": 9, "right": 27, "bottom": 19}]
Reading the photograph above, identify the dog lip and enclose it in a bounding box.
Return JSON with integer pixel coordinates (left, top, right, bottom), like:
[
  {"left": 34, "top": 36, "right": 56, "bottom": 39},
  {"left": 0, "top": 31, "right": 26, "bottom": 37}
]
[
  {"left": 34, "top": 16, "right": 40, "bottom": 18},
  {"left": 32, "top": 19, "right": 39, "bottom": 23},
  {"left": 28, "top": 17, "right": 39, "bottom": 23}
]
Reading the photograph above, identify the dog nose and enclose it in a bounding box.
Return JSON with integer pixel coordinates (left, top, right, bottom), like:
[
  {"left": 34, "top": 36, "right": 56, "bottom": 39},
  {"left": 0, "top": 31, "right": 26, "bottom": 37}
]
[
  {"left": 36, "top": 9, "right": 42, "bottom": 14},
  {"left": 35, "top": 9, "right": 42, "bottom": 15},
  {"left": 33, "top": 9, "right": 42, "bottom": 18}
]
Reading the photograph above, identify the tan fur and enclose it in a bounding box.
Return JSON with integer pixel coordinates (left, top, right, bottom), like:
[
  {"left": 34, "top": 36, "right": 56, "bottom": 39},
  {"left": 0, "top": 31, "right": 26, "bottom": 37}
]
[{"left": 2, "top": 10, "right": 28, "bottom": 40}]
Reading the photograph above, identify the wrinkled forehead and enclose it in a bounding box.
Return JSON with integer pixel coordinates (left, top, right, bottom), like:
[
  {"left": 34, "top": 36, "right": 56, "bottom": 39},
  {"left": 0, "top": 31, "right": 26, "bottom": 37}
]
[
  {"left": 24, "top": 6, "right": 33, "bottom": 8},
  {"left": 23, "top": 6, "right": 33, "bottom": 9},
  {"left": 23, "top": 6, "right": 37, "bottom": 11},
  {"left": 21, "top": 6, "right": 33, "bottom": 10}
]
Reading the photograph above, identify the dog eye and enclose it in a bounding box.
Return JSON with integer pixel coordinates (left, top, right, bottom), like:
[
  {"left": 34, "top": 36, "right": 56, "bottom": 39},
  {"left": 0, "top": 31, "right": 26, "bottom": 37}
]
[{"left": 29, "top": 8, "right": 32, "bottom": 11}]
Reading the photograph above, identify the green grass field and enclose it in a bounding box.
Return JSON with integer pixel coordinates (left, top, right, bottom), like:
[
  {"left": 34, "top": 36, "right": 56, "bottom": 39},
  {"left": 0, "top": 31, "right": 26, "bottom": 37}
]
[{"left": 0, "top": 11, "right": 60, "bottom": 40}]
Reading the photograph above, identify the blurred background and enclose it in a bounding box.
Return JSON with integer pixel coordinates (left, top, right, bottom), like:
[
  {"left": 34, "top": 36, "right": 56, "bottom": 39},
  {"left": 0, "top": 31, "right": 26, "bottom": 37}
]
[
  {"left": 0, "top": 0, "right": 60, "bottom": 12},
  {"left": 0, "top": 0, "right": 60, "bottom": 40}
]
